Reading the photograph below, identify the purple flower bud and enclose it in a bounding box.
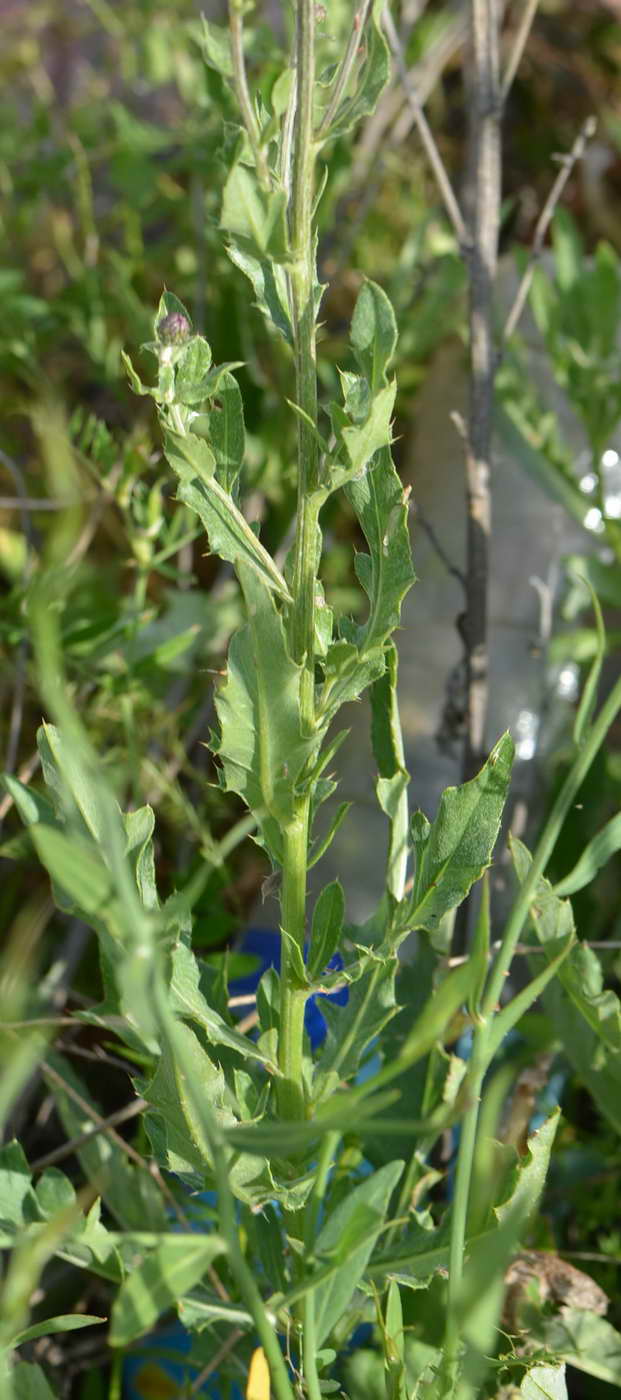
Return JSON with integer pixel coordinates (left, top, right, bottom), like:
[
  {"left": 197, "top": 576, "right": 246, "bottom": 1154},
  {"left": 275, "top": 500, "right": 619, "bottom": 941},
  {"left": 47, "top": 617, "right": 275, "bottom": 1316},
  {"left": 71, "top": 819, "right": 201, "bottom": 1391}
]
[{"left": 157, "top": 311, "right": 191, "bottom": 346}]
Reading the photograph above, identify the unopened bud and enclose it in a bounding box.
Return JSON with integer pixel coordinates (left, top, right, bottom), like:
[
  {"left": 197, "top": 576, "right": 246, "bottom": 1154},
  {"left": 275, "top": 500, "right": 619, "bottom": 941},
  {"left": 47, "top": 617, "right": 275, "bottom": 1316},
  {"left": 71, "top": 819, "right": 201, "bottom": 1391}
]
[
  {"left": 315, "top": 4, "right": 327, "bottom": 19},
  {"left": 157, "top": 312, "right": 191, "bottom": 346}
]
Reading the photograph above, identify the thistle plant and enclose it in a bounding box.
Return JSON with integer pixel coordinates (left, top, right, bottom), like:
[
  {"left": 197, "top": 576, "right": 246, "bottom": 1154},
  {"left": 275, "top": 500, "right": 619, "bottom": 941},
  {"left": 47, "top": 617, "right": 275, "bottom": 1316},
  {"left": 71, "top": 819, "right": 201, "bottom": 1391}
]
[{"left": 4, "top": 7, "right": 621, "bottom": 1400}]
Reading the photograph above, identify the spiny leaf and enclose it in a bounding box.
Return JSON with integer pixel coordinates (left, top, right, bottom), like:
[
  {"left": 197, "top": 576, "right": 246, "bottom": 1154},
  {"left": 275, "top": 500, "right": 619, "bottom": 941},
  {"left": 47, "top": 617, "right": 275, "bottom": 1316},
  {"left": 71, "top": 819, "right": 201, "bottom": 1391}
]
[
  {"left": 351, "top": 279, "right": 398, "bottom": 392},
  {"left": 318, "top": 640, "right": 386, "bottom": 723},
  {"left": 164, "top": 429, "right": 291, "bottom": 602},
  {"left": 321, "top": 0, "right": 390, "bottom": 143},
  {"left": 407, "top": 734, "right": 514, "bottom": 933},
  {"left": 206, "top": 368, "right": 245, "bottom": 495},
  {"left": 169, "top": 940, "right": 278, "bottom": 1072},
  {"left": 345, "top": 446, "right": 416, "bottom": 654},
  {"left": 227, "top": 244, "right": 293, "bottom": 344}
]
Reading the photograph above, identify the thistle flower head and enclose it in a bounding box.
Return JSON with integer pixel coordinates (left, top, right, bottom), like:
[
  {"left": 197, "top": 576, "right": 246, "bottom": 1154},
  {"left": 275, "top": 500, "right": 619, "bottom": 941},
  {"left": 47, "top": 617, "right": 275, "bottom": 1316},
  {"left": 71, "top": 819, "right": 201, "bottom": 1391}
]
[{"left": 156, "top": 311, "right": 191, "bottom": 346}]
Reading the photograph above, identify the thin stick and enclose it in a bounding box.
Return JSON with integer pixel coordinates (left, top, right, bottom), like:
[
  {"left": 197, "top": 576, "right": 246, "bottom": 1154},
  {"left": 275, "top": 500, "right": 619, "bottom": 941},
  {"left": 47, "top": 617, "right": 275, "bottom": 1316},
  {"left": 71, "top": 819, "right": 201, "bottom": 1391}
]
[
  {"left": 503, "top": 115, "right": 597, "bottom": 342},
  {"left": 382, "top": 5, "right": 468, "bottom": 248},
  {"left": 462, "top": 0, "right": 501, "bottom": 780},
  {"left": 39, "top": 1058, "right": 189, "bottom": 1228},
  {"left": 0, "top": 496, "right": 78, "bottom": 510},
  {"left": 29, "top": 1097, "right": 146, "bottom": 1171},
  {"left": 190, "top": 1328, "right": 245, "bottom": 1395},
  {"left": 228, "top": 2, "right": 270, "bottom": 188},
  {"left": 499, "top": 0, "right": 538, "bottom": 104},
  {"left": 317, "top": 0, "right": 373, "bottom": 138},
  {"left": 414, "top": 503, "right": 466, "bottom": 587}
]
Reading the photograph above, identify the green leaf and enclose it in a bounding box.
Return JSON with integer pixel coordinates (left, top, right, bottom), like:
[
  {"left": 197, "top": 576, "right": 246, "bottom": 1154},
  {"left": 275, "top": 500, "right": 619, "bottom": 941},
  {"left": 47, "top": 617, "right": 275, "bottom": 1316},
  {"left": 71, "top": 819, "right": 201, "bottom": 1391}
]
[
  {"left": 169, "top": 940, "right": 278, "bottom": 1071},
  {"left": 484, "top": 932, "right": 574, "bottom": 1063},
  {"left": 143, "top": 1021, "right": 225, "bottom": 1177},
  {"left": 164, "top": 429, "right": 291, "bottom": 601},
  {"left": 323, "top": 0, "right": 390, "bottom": 142},
  {"left": 155, "top": 290, "right": 192, "bottom": 335},
  {"left": 314, "top": 956, "right": 398, "bottom": 1101},
  {"left": 0, "top": 1143, "right": 38, "bottom": 1245},
  {"left": 337, "top": 381, "right": 396, "bottom": 483},
  {"left": 456, "top": 1113, "right": 560, "bottom": 1374},
  {"left": 121, "top": 350, "right": 154, "bottom": 399},
  {"left": 344, "top": 446, "right": 416, "bottom": 655},
  {"left": 143, "top": 1021, "right": 271, "bottom": 1205},
  {"left": 199, "top": 16, "right": 233, "bottom": 76},
  {"left": 511, "top": 838, "right": 621, "bottom": 1135},
  {"left": 371, "top": 642, "right": 409, "bottom": 902},
  {"left": 124, "top": 805, "right": 159, "bottom": 911},
  {"left": 383, "top": 1279, "right": 407, "bottom": 1400},
  {"left": 319, "top": 640, "right": 386, "bottom": 721},
  {"left": 213, "top": 565, "right": 316, "bottom": 852},
  {"left": 563, "top": 553, "right": 621, "bottom": 613},
  {"left": 520, "top": 1364, "right": 568, "bottom": 1400},
  {"left": 308, "top": 881, "right": 345, "bottom": 979},
  {"left": 14, "top": 1315, "right": 105, "bottom": 1346},
  {"left": 535, "top": 1309, "right": 621, "bottom": 1386},
  {"left": 308, "top": 801, "right": 352, "bottom": 869},
  {"left": 29, "top": 826, "right": 123, "bottom": 936},
  {"left": 227, "top": 244, "right": 293, "bottom": 344},
  {"left": 45, "top": 1053, "right": 167, "bottom": 1233},
  {"left": 571, "top": 568, "right": 605, "bottom": 746},
  {"left": 351, "top": 280, "right": 398, "bottom": 393},
  {"left": 312, "top": 1161, "right": 404, "bottom": 1347},
  {"left": 221, "top": 163, "right": 289, "bottom": 261},
  {"left": 467, "top": 873, "right": 490, "bottom": 1019},
  {"left": 407, "top": 733, "right": 514, "bottom": 933},
  {"left": 552, "top": 208, "right": 583, "bottom": 292},
  {"left": 206, "top": 369, "right": 245, "bottom": 494},
  {"left": 553, "top": 810, "right": 621, "bottom": 896},
  {"left": 174, "top": 335, "right": 212, "bottom": 402},
  {"left": 11, "top": 1363, "right": 58, "bottom": 1400},
  {"left": 1, "top": 776, "right": 57, "bottom": 833},
  {"left": 353, "top": 959, "right": 479, "bottom": 1106},
  {"left": 109, "top": 1233, "right": 227, "bottom": 1347},
  {"left": 177, "top": 1291, "right": 254, "bottom": 1331},
  {"left": 35, "top": 725, "right": 140, "bottom": 920}
]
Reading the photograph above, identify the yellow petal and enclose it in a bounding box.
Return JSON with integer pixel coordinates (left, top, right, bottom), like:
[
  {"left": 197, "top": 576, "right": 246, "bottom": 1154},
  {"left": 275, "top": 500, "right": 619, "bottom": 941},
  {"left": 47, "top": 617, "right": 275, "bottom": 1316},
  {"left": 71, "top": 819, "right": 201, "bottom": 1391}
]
[{"left": 247, "top": 1345, "right": 271, "bottom": 1400}]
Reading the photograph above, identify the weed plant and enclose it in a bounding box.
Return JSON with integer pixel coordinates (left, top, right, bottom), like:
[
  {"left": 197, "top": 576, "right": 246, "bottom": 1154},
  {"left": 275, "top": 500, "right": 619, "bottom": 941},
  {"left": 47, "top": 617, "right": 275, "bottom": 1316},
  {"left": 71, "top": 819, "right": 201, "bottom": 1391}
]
[{"left": 2, "top": 6, "right": 621, "bottom": 1400}]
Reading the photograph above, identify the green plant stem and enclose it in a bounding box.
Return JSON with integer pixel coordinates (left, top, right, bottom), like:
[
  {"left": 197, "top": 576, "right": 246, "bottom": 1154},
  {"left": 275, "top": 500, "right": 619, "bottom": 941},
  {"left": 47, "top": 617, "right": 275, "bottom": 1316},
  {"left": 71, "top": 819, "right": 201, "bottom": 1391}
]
[
  {"left": 277, "top": 0, "right": 320, "bottom": 1120},
  {"left": 278, "top": 809, "right": 311, "bottom": 1120},
  {"left": 303, "top": 1291, "right": 324, "bottom": 1400},
  {"left": 440, "top": 669, "right": 621, "bottom": 1395},
  {"left": 440, "top": 1036, "right": 487, "bottom": 1395},
  {"left": 288, "top": 0, "right": 319, "bottom": 715}
]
